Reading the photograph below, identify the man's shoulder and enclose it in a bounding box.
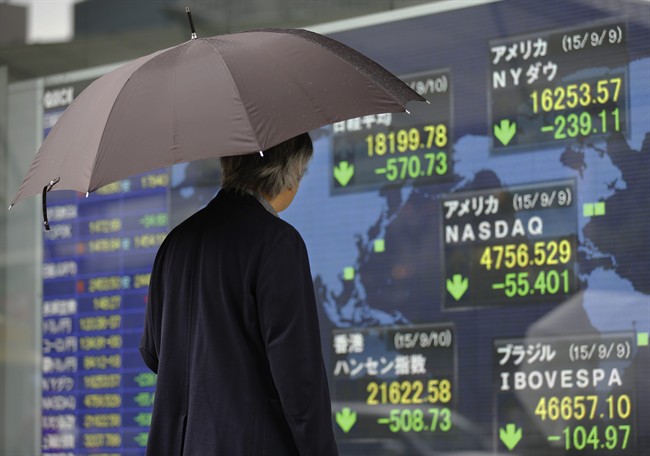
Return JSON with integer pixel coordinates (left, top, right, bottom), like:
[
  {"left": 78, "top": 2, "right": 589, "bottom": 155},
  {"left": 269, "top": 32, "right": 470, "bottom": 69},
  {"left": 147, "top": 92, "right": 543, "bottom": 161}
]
[{"left": 166, "top": 191, "right": 301, "bottom": 246}]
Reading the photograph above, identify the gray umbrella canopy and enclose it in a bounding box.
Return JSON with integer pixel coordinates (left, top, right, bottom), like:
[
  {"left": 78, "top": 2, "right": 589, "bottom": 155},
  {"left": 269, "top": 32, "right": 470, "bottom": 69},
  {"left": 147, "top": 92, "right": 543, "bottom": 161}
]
[{"left": 10, "top": 28, "right": 425, "bottom": 208}]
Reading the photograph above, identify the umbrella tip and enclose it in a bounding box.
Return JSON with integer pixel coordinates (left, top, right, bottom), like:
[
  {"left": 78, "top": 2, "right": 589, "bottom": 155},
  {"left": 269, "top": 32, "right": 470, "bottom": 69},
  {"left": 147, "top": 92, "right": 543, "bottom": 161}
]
[
  {"left": 259, "top": 150, "right": 264, "bottom": 157},
  {"left": 8, "top": 204, "right": 12, "bottom": 211},
  {"left": 405, "top": 109, "right": 411, "bottom": 115},
  {"left": 86, "top": 192, "right": 90, "bottom": 198},
  {"left": 186, "top": 6, "right": 198, "bottom": 40}
]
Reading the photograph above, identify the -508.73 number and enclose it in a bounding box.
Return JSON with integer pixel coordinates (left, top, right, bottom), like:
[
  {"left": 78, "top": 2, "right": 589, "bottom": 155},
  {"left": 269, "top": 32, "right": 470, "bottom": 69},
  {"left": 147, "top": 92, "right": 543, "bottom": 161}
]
[{"left": 386, "top": 408, "right": 452, "bottom": 433}]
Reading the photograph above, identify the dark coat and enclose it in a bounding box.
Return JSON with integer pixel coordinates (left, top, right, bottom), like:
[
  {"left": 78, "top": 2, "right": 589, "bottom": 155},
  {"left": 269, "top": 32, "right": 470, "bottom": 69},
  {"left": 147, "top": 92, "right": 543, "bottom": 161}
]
[{"left": 140, "top": 189, "right": 339, "bottom": 456}]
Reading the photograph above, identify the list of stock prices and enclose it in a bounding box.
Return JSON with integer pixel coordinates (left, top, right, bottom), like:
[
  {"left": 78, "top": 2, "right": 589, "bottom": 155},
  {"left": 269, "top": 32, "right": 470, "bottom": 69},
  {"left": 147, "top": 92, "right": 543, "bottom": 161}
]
[
  {"left": 41, "top": 177, "right": 168, "bottom": 454},
  {"left": 489, "top": 20, "right": 628, "bottom": 151},
  {"left": 494, "top": 333, "right": 640, "bottom": 454},
  {"left": 441, "top": 180, "right": 578, "bottom": 309},
  {"left": 331, "top": 324, "right": 456, "bottom": 439},
  {"left": 41, "top": 80, "right": 167, "bottom": 456},
  {"left": 36, "top": 12, "right": 649, "bottom": 455},
  {"left": 331, "top": 70, "right": 453, "bottom": 194}
]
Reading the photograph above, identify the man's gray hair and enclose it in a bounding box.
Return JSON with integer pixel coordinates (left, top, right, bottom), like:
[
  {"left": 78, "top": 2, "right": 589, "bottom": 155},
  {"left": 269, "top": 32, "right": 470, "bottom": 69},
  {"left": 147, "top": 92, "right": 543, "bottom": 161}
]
[{"left": 220, "top": 133, "right": 313, "bottom": 198}]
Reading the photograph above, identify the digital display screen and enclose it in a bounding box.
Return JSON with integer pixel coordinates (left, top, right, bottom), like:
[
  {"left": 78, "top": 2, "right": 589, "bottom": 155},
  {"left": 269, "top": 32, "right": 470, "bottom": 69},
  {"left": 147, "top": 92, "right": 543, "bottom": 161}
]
[
  {"left": 41, "top": 184, "right": 166, "bottom": 454},
  {"left": 489, "top": 20, "right": 629, "bottom": 151},
  {"left": 40, "top": 0, "right": 649, "bottom": 454},
  {"left": 41, "top": 78, "right": 167, "bottom": 454},
  {"left": 331, "top": 70, "right": 453, "bottom": 193},
  {"left": 441, "top": 179, "right": 579, "bottom": 309}
]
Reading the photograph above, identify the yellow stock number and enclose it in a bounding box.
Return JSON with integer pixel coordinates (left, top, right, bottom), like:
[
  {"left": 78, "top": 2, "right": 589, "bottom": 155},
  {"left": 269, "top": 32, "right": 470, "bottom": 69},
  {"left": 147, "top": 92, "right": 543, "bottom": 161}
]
[
  {"left": 535, "top": 395, "right": 631, "bottom": 421},
  {"left": 479, "top": 239, "right": 571, "bottom": 271},
  {"left": 530, "top": 78, "right": 622, "bottom": 114},
  {"left": 83, "top": 433, "right": 121, "bottom": 448},
  {"left": 367, "top": 379, "right": 452, "bottom": 405},
  {"left": 83, "top": 413, "right": 121, "bottom": 428},
  {"left": 141, "top": 173, "right": 169, "bottom": 189},
  {"left": 366, "top": 125, "right": 447, "bottom": 157}
]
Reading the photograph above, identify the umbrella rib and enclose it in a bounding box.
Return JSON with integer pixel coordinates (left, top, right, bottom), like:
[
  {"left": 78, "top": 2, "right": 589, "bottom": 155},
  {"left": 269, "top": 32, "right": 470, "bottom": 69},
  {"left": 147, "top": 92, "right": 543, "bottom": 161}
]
[
  {"left": 305, "top": 41, "right": 409, "bottom": 108},
  {"left": 198, "top": 39, "right": 262, "bottom": 152},
  {"left": 85, "top": 85, "right": 133, "bottom": 192},
  {"left": 254, "top": 29, "right": 423, "bottom": 108},
  {"left": 168, "top": 41, "right": 211, "bottom": 163},
  {"left": 171, "top": 43, "right": 191, "bottom": 166},
  {"left": 86, "top": 49, "right": 170, "bottom": 192}
]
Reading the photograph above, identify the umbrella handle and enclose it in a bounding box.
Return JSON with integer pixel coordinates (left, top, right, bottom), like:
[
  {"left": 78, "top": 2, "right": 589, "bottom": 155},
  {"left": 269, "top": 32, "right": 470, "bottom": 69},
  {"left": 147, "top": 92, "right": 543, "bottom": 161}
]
[
  {"left": 185, "top": 7, "right": 198, "bottom": 40},
  {"left": 42, "top": 177, "right": 60, "bottom": 231}
]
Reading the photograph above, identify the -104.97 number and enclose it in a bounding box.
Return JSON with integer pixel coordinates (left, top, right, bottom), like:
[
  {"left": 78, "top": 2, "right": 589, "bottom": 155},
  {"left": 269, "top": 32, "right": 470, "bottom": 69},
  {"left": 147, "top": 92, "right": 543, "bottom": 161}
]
[{"left": 562, "top": 425, "right": 631, "bottom": 451}]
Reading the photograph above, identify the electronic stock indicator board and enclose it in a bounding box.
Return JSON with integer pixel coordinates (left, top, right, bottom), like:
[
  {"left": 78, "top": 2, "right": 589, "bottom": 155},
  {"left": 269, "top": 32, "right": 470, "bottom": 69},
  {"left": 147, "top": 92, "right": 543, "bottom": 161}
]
[
  {"left": 41, "top": 79, "right": 168, "bottom": 454},
  {"left": 494, "top": 332, "right": 639, "bottom": 454},
  {"left": 331, "top": 324, "right": 456, "bottom": 439},
  {"left": 441, "top": 179, "right": 578, "bottom": 309},
  {"left": 331, "top": 69, "right": 453, "bottom": 194},
  {"left": 37, "top": 1, "right": 649, "bottom": 455},
  {"left": 489, "top": 20, "right": 629, "bottom": 151},
  {"left": 324, "top": 2, "right": 649, "bottom": 455}
]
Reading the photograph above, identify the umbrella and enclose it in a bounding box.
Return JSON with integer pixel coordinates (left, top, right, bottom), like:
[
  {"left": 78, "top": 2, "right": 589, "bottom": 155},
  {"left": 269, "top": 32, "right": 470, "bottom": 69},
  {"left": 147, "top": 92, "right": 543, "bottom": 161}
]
[{"left": 9, "top": 23, "right": 425, "bottom": 228}]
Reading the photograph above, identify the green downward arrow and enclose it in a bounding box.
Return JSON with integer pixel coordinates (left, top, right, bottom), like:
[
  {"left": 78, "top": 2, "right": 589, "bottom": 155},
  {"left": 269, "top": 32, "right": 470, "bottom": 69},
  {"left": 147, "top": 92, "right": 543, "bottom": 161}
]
[
  {"left": 134, "top": 412, "right": 152, "bottom": 427},
  {"left": 334, "top": 161, "right": 355, "bottom": 187},
  {"left": 134, "top": 392, "right": 155, "bottom": 407},
  {"left": 499, "top": 423, "right": 522, "bottom": 451},
  {"left": 133, "top": 432, "right": 149, "bottom": 447},
  {"left": 446, "top": 274, "right": 468, "bottom": 301},
  {"left": 134, "top": 372, "right": 156, "bottom": 387},
  {"left": 336, "top": 407, "right": 357, "bottom": 433},
  {"left": 494, "top": 119, "right": 517, "bottom": 146}
]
